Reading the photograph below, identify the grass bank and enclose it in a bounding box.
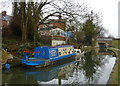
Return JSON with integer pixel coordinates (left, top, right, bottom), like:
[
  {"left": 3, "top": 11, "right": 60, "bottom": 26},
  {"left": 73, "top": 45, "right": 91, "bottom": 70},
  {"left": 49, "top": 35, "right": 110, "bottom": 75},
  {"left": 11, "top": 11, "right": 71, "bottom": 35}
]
[
  {"left": 107, "top": 48, "right": 119, "bottom": 84},
  {"left": 107, "top": 39, "right": 120, "bottom": 85}
]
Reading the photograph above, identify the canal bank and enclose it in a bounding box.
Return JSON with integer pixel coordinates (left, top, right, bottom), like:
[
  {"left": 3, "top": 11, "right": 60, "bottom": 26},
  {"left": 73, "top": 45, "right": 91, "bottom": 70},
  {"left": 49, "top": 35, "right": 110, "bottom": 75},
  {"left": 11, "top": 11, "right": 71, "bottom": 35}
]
[{"left": 107, "top": 47, "right": 120, "bottom": 85}]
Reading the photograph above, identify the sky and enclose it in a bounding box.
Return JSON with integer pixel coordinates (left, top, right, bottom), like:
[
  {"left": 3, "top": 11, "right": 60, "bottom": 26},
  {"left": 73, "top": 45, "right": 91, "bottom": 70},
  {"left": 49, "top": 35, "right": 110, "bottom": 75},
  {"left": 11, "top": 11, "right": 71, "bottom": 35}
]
[
  {"left": 83, "top": 0, "right": 119, "bottom": 38},
  {"left": 0, "top": 0, "right": 119, "bottom": 38}
]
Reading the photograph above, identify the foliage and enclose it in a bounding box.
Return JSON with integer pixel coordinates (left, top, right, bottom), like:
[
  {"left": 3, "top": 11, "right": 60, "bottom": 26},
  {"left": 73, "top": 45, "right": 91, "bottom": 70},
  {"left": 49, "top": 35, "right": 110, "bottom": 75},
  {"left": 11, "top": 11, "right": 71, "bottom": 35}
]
[
  {"left": 9, "top": 2, "right": 22, "bottom": 38},
  {"left": 82, "top": 19, "right": 96, "bottom": 45},
  {"left": 1, "top": 49, "right": 13, "bottom": 64},
  {"left": 39, "top": 35, "right": 51, "bottom": 46},
  {"left": 77, "top": 11, "right": 106, "bottom": 46},
  {"left": 67, "top": 38, "right": 78, "bottom": 48},
  {"left": 75, "top": 31, "right": 85, "bottom": 47},
  {"left": 2, "top": 26, "right": 13, "bottom": 37}
]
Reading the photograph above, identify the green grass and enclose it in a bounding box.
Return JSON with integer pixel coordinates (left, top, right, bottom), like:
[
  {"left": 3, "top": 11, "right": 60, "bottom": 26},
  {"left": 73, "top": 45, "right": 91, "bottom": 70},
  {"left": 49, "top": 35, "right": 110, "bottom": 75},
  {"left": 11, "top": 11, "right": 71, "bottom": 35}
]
[
  {"left": 108, "top": 52, "right": 119, "bottom": 84},
  {"left": 118, "top": 51, "right": 120, "bottom": 85},
  {"left": 108, "top": 39, "right": 120, "bottom": 85},
  {"left": 112, "top": 40, "right": 120, "bottom": 49}
]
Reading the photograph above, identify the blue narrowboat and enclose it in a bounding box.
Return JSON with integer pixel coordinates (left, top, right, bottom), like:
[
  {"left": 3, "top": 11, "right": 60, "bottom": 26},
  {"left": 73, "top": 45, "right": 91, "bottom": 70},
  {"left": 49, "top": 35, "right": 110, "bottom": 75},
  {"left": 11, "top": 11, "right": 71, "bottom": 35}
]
[{"left": 21, "top": 45, "right": 76, "bottom": 67}]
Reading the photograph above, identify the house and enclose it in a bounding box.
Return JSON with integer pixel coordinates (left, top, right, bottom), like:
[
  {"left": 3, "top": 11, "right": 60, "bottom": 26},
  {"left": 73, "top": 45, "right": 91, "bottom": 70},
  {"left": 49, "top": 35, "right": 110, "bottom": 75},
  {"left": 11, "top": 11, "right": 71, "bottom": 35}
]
[
  {"left": 50, "top": 28, "right": 67, "bottom": 46},
  {"left": 0, "top": 11, "right": 12, "bottom": 30},
  {"left": 39, "top": 16, "right": 66, "bottom": 36},
  {"left": 39, "top": 16, "right": 68, "bottom": 46}
]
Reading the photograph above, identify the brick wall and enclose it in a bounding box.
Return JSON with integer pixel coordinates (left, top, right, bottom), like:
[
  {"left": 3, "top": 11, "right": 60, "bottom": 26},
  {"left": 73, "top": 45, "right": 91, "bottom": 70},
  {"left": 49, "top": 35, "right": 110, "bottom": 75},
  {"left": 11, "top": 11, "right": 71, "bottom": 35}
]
[
  {"left": 0, "top": 11, "right": 11, "bottom": 28},
  {"left": 0, "top": 20, "right": 8, "bottom": 28}
]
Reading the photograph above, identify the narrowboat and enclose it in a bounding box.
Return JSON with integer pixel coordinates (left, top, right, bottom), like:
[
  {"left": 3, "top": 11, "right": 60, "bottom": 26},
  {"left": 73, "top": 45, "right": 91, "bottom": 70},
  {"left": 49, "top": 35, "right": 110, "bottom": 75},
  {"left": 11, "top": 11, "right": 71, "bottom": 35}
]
[{"left": 21, "top": 45, "right": 76, "bottom": 67}]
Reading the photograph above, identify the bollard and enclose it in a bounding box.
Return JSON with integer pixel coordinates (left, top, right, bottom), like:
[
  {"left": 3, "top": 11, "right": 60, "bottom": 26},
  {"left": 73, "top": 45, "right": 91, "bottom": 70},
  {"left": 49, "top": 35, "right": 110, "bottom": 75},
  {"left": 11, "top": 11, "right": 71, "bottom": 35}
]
[{"left": 5, "top": 63, "right": 10, "bottom": 69}]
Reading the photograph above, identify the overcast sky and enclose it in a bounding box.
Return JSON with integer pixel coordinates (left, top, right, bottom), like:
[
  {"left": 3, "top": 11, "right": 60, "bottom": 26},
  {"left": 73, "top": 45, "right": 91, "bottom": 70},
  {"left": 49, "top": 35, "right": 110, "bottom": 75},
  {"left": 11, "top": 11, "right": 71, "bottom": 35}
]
[
  {"left": 84, "top": 0, "right": 119, "bottom": 38},
  {"left": 0, "top": 0, "right": 119, "bottom": 38}
]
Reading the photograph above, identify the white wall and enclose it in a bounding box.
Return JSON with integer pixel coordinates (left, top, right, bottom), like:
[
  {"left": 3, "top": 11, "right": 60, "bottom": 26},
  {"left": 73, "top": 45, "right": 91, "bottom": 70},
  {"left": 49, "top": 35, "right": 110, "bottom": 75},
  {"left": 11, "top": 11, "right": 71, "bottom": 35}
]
[{"left": 52, "top": 40, "right": 66, "bottom": 46}]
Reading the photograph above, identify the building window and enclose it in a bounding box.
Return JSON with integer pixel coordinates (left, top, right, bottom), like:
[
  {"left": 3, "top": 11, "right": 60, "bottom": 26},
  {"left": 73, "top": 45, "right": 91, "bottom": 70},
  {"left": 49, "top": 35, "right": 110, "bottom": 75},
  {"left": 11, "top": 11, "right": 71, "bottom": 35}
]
[
  {"left": 41, "top": 32, "right": 45, "bottom": 35},
  {"left": 43, "top": 25, "right": 47, "bottom": 28},
  {"left": 49, "top": 24, "right": 53, "bottom": 27}
]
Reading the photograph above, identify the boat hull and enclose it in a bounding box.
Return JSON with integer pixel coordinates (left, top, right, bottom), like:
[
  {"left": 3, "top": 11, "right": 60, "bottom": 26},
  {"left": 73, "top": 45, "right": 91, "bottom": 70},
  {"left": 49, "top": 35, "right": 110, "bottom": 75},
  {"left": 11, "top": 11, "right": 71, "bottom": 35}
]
[
  {"left": 21, "top": 45, "right": 76, "bottom": 68},
  {"left": 22, "top": 54, "right": 76, "bottom": 68}
]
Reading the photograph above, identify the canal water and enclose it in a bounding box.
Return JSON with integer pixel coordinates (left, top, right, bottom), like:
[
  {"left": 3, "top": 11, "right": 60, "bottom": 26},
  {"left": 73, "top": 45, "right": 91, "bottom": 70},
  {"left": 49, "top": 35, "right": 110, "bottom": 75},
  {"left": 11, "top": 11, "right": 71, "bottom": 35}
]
[{"left": 2, "top": 48, "right": 116, "bottom": 85}]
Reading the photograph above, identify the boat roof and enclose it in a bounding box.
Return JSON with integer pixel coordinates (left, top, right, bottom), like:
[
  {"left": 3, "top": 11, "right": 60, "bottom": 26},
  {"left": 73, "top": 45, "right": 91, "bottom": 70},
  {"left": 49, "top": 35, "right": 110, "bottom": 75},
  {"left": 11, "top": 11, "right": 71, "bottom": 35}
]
[
  {"left": 49, "top": 45, "right": 73, "bottom": 48},
  {"left": 36, "top": 45, "right": 74, "bottom": 49}
]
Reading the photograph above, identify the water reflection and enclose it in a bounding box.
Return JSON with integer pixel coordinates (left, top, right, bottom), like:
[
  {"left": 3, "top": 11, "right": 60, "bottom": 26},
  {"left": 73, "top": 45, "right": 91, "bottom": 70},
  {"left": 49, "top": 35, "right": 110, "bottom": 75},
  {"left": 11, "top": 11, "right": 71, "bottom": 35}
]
[
  {"left": 79, "top": 50, "right": 101, "bottom": 83},
  {"left": 2, "top": 48, "right": 116, "bottom": 85},
  {"left": 73, "top": 49, "right": 112, "bottom": 84},
  {"left": 2, "top": 61, "right": 76, "bottom": 84}
]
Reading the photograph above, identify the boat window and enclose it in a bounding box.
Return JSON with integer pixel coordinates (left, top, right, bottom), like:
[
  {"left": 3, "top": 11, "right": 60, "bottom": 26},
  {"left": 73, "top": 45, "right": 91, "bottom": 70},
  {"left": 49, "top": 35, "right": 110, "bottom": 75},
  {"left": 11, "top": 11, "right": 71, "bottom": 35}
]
[
  {"left": 59, "top": 52, "right": 61, "bottom": 55},
  {"left": 68, "top": 51, "right": 70, "bottom": 54},
  {"left": 77, "top": 51, "right": 80, "bottom": 53}
]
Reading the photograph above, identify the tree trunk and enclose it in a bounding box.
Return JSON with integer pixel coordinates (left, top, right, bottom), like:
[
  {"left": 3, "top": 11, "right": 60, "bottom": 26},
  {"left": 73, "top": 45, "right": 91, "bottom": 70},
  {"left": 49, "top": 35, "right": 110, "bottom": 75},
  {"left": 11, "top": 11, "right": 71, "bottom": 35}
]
[{"left": 21, "top": 2, "right": 27, "bottom": 43}]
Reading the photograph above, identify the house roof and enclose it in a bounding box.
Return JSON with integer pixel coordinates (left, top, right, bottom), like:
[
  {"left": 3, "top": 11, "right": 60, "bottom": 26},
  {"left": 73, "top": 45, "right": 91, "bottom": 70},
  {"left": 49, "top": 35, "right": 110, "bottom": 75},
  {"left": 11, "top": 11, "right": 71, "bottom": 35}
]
[
  {"left": 43, "top": 19, "right": 66, "bottom": 24},
  {"left": 97, "top": 37, "right": 113, "bottom": 41},
  {"left": 50, "top": 28, "right": 64, "bottom": 32}
]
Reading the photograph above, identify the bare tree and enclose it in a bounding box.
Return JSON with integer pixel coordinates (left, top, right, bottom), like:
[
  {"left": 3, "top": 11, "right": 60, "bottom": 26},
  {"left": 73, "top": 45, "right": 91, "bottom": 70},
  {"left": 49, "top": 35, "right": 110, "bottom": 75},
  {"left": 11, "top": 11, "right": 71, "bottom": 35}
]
[
  {"left": 50, "top": 0, "right": 88, "bottom": 32},
  {"left": 10, "top": 0, "right": 88, "bottom": 43}
]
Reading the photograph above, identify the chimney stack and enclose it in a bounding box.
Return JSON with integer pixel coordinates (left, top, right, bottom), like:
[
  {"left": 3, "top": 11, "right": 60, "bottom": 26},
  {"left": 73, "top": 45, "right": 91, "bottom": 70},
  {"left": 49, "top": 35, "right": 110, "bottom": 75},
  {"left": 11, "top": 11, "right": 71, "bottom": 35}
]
[
  {"left": 58, "top": 13, "right": 62, "bottom": 20},
  {"left": 2, "top": 11, "right": 6, "bottom": 16}
]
